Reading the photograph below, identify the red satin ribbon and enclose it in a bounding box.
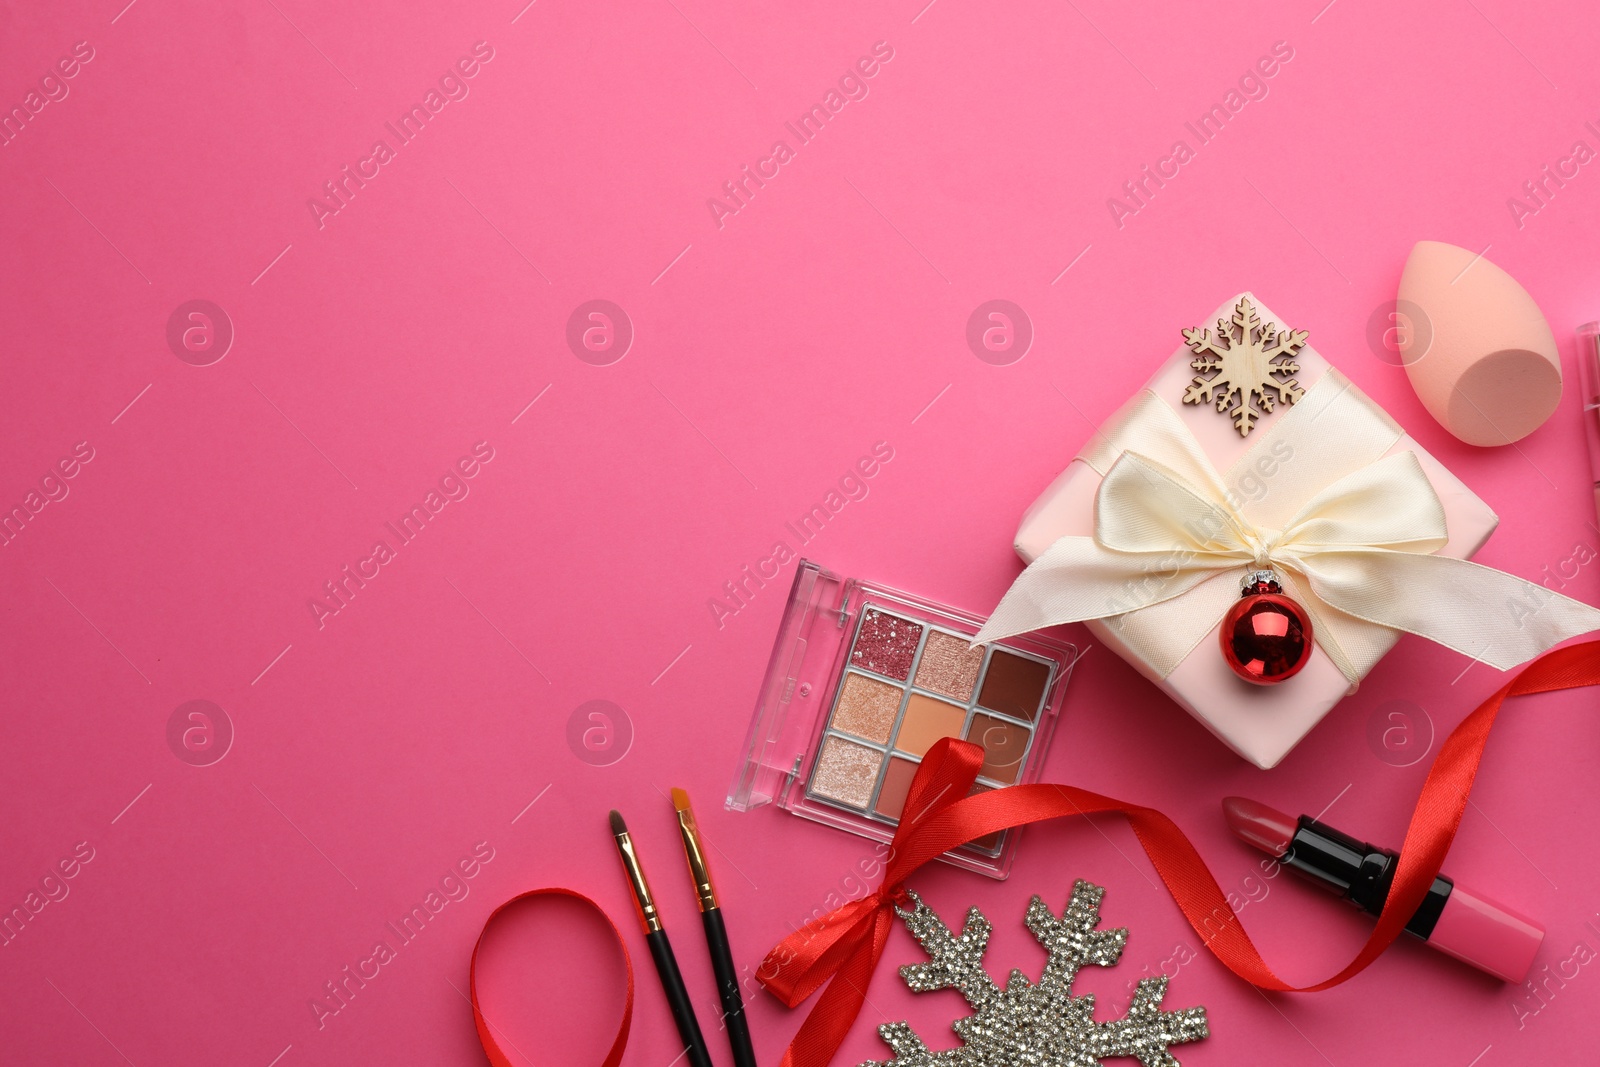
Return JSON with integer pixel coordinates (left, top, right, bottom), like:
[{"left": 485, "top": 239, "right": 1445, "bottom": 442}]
[
  {"left": 469, "top": 887, "right": 634, "bottom": 1067},
  {"left": 759, "top": 639, "right": 1600, "bottom": 1067}
]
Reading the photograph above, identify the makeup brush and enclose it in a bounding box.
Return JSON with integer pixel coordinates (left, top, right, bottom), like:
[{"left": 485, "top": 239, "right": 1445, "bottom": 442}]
[
  {"left": 672, "top": 788, "right": 757, "bottom": 1067},
  {"left": 608, "top": 810, "right": 713, "bottom": 1067}
]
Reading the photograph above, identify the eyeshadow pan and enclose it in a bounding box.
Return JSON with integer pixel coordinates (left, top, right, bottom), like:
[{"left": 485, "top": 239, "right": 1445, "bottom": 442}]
[
  {"left": 977, "top": 650, "right": 1052, "bottom": 721},
  {"left": 851, "top": 609, "right": 922, "bottom": 680},
  {"left": 832, "top": 673, "right": 902, "bottom": 744},
  {"left": 913, "top": 631, "right": 985, "bottom": 701},
  {"left": 811, "top": 737, "right": 882, "bottom": 809},
  {"left": 874, "top": 756, "right": 920, "bottom": 820},
  {"left": 894, "top": 693, "right": 967, "bottom": 757},
  {"left": 966, "top": 713, "right": 1031, "bottom": 785}
]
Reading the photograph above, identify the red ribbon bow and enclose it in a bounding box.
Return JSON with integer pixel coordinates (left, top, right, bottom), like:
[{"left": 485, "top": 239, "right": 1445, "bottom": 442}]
[{"left": 758, "top": 640, "right": 1600, "bottom": 1067}]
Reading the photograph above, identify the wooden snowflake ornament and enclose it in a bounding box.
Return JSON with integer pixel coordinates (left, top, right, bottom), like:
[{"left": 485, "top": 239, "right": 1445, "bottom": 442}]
[{"left": 1181, "top": 296, "right": 1308, "bottom": 436}]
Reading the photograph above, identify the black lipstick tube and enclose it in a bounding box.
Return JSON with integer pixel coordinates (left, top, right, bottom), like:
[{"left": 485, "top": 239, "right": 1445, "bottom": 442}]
[{"left": 1283, "top": 815, "right": 1453, "bottom": 939}]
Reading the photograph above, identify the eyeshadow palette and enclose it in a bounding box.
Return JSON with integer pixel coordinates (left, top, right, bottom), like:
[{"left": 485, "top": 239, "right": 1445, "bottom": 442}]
[{"left": 728, "top": 560, "right": 1076, "bottom": 878}]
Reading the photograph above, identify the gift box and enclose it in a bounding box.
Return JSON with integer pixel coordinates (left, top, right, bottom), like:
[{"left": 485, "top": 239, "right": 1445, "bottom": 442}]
[{"left": 1006, "top": 292, "right": 1500, "bottom": 768}]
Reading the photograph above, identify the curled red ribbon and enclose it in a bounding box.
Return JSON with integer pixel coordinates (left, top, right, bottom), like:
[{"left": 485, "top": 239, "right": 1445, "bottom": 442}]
[
  {"left": 759, "top": 639, "right": 1600, "bottom": 1067},
  {"left": 470, "top": 887, "right": 634, "bottom": 1067}
]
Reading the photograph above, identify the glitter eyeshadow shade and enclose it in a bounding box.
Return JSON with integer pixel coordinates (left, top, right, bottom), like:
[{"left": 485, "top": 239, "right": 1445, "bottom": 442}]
[
  {"left": 730, "top": 560, "right": 1079, "bottom": 880},
  {"left": 811, "top": 737, "right": 881, "bottom": 809},
  {"left": 914, "top": 631, "right": 985, "bottom": 701},
  {"left": 852, "top": 609, "right": 922, "bottom": 680},
  {"left": 833, "top": 673, "right": 902, "bottom": 744}
]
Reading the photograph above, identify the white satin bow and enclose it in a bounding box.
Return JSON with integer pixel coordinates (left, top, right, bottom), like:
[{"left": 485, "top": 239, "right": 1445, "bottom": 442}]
[{"left": 974, "top": 371, "right": 1600, "bottom": 685}]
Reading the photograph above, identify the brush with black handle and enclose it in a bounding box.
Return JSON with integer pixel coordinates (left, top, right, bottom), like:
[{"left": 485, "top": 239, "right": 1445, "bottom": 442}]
[
  {"left": 609, "top": 809, "right": 713, "bottom": 1067},
  {"left": 671, "top": 788, "right": 758, "bottom": 1067}
]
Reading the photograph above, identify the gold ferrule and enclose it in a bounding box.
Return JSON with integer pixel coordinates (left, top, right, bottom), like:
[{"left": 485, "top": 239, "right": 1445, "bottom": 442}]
[
  {"left": 614, "top": 830, "right": 663, "bottom": 933},
  {"left": 676, "top": 807, "right": 718, "bottom": 912}
]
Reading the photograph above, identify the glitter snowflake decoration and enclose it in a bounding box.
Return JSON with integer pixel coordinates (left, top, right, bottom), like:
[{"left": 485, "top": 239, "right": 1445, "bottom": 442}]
[
  {"left": 862, "top": 880, "right": 1208, "bottom": 1067},
  {"left": 1181, "top": 296, "right": 1308, "bottom": 436}
]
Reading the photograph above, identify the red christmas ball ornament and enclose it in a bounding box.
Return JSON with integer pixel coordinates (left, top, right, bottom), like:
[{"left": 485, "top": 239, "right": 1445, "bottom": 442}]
[{"left": 1220, "top": 570, "right": 1312, "bottom": 685}]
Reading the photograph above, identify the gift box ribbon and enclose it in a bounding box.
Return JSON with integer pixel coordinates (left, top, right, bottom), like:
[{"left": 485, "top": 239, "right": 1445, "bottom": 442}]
[
  {"left": 756, "top": 640, "right": 1600, "bottom": 1067},
  {"left": 972, "top": 370, "right": 1600, "bottom": 684}
]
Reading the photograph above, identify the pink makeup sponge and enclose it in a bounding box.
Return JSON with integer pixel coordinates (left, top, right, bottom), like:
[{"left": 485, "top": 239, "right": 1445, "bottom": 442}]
[{"left": 1397, "top": 240, "right": 1561, "bottom": 446}]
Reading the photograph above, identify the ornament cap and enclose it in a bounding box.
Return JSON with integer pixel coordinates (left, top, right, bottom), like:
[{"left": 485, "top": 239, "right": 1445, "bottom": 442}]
[{"left": 1239, "top": 568, "right": 1282, "bottom": 595}]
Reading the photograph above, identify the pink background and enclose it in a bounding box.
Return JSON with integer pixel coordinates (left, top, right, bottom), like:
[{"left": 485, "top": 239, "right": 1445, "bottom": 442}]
[{"left": 3, "top": 0, "right": 1599, "bottom": 1064}]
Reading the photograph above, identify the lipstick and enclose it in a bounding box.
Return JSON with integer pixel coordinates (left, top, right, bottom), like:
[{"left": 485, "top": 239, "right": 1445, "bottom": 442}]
[
  {"left": 1577, "top": 322, "right": 1600, "bottom": 524},
  {"left": 1222, "top": 796, "right": 1543, "bottom": 983}
]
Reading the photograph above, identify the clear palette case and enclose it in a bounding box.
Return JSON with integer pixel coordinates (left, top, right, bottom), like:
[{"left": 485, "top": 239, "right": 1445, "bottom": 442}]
[{"left": 728, "top": 559, "right": 1076, "bottom": 878}]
